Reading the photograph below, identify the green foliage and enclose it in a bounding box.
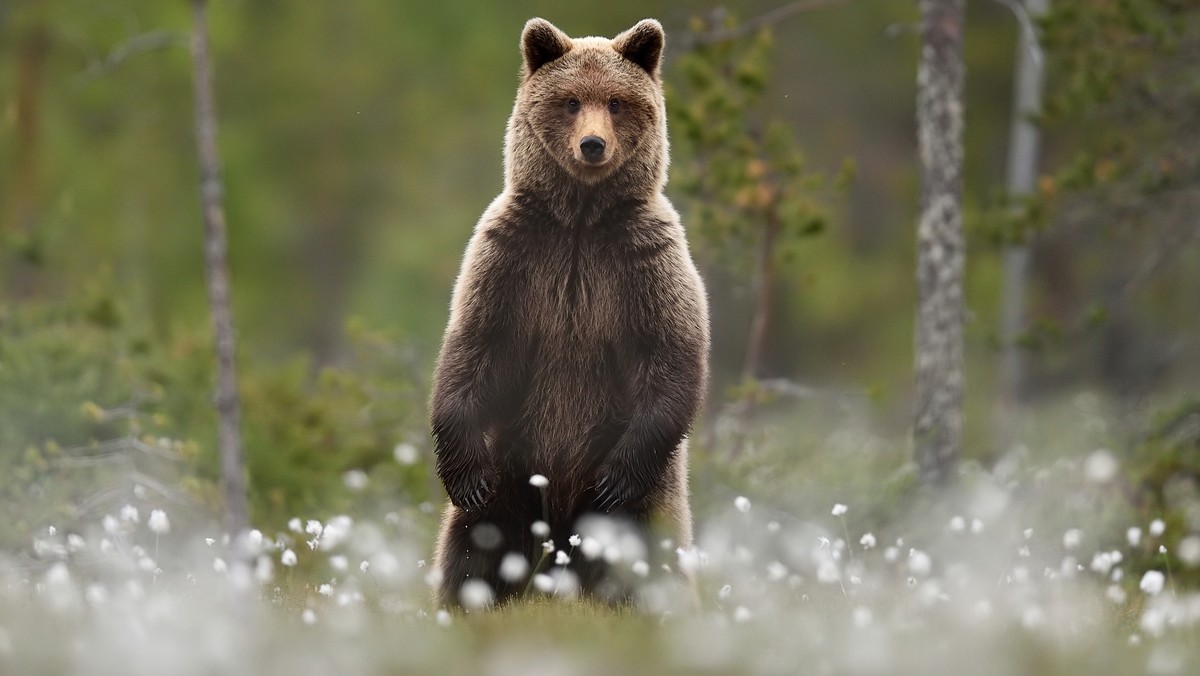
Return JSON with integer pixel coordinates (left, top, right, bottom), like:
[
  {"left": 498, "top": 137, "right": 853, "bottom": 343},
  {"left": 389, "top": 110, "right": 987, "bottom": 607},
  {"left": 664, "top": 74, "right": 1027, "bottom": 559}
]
[{"left": 667, "top": 17, "right": 843, "bottom": 274}]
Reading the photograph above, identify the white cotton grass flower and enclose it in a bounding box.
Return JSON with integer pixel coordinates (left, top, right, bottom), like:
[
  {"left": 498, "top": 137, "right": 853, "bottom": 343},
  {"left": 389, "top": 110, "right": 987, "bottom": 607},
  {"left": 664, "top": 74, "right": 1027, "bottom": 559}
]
[
  {"left": 631, "top": 560, "right": 649, "bottom": 577},
  {"left": 568, "top": 534, "right": 582, "bottom": 547},
  {"left": 120, "top": 504, "right": 139, "bottom": 524},
  {"left": 908, "top": 549, "right": 932, "bottom": 576},
  {"left": 459, "top": 580, "right": 494, "bottom": 610},
  {"left": 205, "top": 537, "right": 215, "bottom": 547},
  {"left": 733, "top": 606, "right": 753, "bottom": 623},
  {"left": 1149, "top": 519, "right": 1166, "bottom": 537},
  {"left": 360, "top": 560, "right": 370, "bottom": 573},
  {"left": 1127, "top": 527, "right": 1143, "bottom": 547},
  {"left": 532, "top": 574, "right": 555, "bottom": 593},
  {"left": 970, "top": 518, "right": 984, "bottom": 534},
  {"left": 103, "top": 515, "right": 120, "bottom": 535},
  {"left": 148, "top": 509, "right": 170, "bottom": 535},
  {"left": 1177, "top": 535, "right": 1200, "bottom": 568},
  {"left": 531, "top": 521, "right": 551, "bottom": 538},
  {"left": 288, "top": 517, "right": 302, "bottom": 533},
  {"left": 281, "top": 549, "right": 298, "bottom": 567},
  {"left": 529, "top": 474, "right": 549, "bottom": 488},
  {"left": 859, "top": 533, "right": 877, "bottom": 549},
  {"left": 831, "top": 503, "right": 848, "bottom": 517},
  {"left": 1062, "top": 529, "right": 1083, "bottom": 550},
  {"left": 255, "top": 556, "right": 274, "bottom": 584},
  {"left": 718, "top": 584, "right": 732, "bottom": 600},
  {"left": 393, "top": 442, "right": 419, "bottom": 465},
  {"left": 1139, "top": 570, "right": 1165, "bottom": 596},
  {"left": 213, "top": 557, "right": 228, "bottom": 574},
  {"left": 948, "top": 516, "right": 966, "bottom": 533},
  {"left": 1084, "top": 449, "right": 1119, "bottom": 483},
  {"left": 580, "top": 536, "right": 603, "bottom": 560},
  {"left": 305, "top": 520, "right": 323, "bottom": 536},
  {"left": 342, "top": 470, "right": 369, "bottom": 491},
  {"left": 318, "top": 584, "right": 333, "bottom": 597},
  {"left": 436, "top": 609, "right": 452, "bottom": 627},
  {"left": 499, "top": 553, "right": 530, "bottom": 582},
  {"left": 330, "top": 555, "right": 348, "bottom": 572},
  {"left": 555, "top": 550, "right": 570, "bottom": 566},
  {"left": 301, "top": 608, "right": 317, "bottom": 625},
  {"left": 734, "top": 496, "right": 751, "bottom": 513}
]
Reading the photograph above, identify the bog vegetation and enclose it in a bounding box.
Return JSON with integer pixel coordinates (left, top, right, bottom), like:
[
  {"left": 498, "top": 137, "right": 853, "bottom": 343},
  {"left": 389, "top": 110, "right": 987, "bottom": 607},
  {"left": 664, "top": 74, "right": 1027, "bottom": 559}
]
[{"left": 1, "top": 1, "right": 1198, "bottom": 673}]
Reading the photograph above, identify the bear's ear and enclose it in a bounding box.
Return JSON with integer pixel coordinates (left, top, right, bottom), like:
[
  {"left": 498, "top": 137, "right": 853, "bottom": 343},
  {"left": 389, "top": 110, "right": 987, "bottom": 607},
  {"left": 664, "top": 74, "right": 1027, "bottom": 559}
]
[
  {"left": 613, "top": 19, "right": 665, "bottom": 78},
  {"left": 522, "top": 18, "right": 572, "bottom": 76}
]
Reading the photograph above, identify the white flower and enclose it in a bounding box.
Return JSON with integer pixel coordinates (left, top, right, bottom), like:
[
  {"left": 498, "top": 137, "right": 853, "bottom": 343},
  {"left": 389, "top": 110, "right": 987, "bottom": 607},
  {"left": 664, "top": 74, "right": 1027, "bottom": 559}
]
[
  {"left": 568, "top": 534, "right": 582, "bottom": 547},
  {"left": 1177, "top": 536, "right": 1200, "bottom": 568},
  {"left": 305, "top": 520, "right": 323, "bottom": 536},
  {"left": 459, "top": 579, "right": 494, "bottom": 609},
  {"left": 1062, "top": 529, "right": 1083, "bottom": 550},
  {"left": 734, "top": 496, "right": 751, "bottom": 513},
  {"left": 1127, "top": 527, "right": 1142, "bottom": 547},
  {"left": 103, "top": 515, "right": 120, "bottom": 535},
  {"left": 1149, "top": 519, "right": 1166, "bottom": 537},
  {"left": 948, "top": 516, "right": 965, "bottom": 532},
  {"left": 1106, "top": 585, "right": 1127, "bottom": 604},
  {"left": 1084, "top": 449, "right": 1119, "bottom": 483},
  {"left": 213, "top": 557, "right": 227, "bottom": 574},
  {"left": 436, "top": 609, "right": 452, "bottom": 627},
  {"left": 970, "top": 518, "right": 984, "bottom": 534},
  {"left": 301, "top": 608, "right": 317, "bottom": 625},
  {"left": 718, "top": 584, "right": 732, "bottom": 600},
  {"left": 330, "top": 555, "right": 348, "bottom": 572},
  {"left": 580, "top": 537, "right": 603, "bottom": 560},
  {"left": 148, "top": 510, "right": 170, "bottom": 535},
  {"left": 281, "top": 549, "right": 298, "bottom": 567},
  {"left": 831, "top": 503, "right": 848, "bottom": 517},
  {"left": 532, "top": 574, "right": 555, "bottom": 593},
  {"left": 528, "top": 474, "right": 549, "bottom": 488},
  {"left": 359, "top": 560, "right": 370, "bottom": 573},
  {"left": 631, "top": 560, "right": 649, "bottom": 577},
  {"left": 343, "top": 470, "right": 368, "bottom": 491},
  {"left": 288, "top": 518, "right": 302, "bottom": 532},
  {"left": 499, "top": 553, "right": 529, "bottom": 582},
  {"left": 120, "top": 504, "right": 139, "bottom": 524},
  {"left": 859, "top": 533, "right": 877, "bottom": 549},
  {"left": 205, "top": 537, "right": 215, "bottom": 547},
  {"left": 1023, "top": 528, "right": 1034, "bottom": 539},
  {"left": 908, "top": 549, "right": 932, "bottom": 576},
  {"left": 318, "top": 583, "right": 333, "bottom": 597},
  {"left": 733, "top": 606, "right": 753, "bottom": 623},
  {"left": 393, "top": 442, "right": 419, "bottom": 465},
  {"left": 555, "top": 550, "right": 570, "bottom": 566},
  {"left": 531, "top": 521, "right": 550, "bottom": 538},
  {"left": 1139, "top": 570, "right": 1165, "bottom": 596}
]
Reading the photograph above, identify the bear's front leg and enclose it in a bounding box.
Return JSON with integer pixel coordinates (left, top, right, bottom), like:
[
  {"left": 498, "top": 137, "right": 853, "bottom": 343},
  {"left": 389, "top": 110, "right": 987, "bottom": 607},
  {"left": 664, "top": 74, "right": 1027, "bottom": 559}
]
[{"left": 432, "top": 402, "right": 497, "bottom": 512}]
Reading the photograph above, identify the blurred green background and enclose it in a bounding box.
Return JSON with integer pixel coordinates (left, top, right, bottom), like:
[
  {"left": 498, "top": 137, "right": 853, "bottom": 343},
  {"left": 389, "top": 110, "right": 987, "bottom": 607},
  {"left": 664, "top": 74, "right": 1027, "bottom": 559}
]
[{"left": 1, "top": 1, "right": 1196, "bottom": 551}]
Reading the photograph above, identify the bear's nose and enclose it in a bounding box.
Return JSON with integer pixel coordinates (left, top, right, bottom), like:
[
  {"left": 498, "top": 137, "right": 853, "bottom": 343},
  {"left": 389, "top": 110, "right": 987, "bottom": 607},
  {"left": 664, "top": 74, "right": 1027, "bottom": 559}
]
[{"left": 580, "top": 136, "right": 606, "bottom": 162}]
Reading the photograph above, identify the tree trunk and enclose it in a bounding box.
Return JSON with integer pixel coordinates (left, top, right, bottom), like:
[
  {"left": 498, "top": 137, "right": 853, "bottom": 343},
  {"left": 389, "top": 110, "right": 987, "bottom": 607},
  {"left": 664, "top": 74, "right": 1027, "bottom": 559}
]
[
  {"left": 189, "top": 0, "right": 250, "bottom": 537},
  {"left": 5, "top": 24, "right": 49, "bottom": 298},
  {"left": 914, "top": 0, "right": 966, "bottom": 485},
  {"left": 996, "top": 0, "right": 1048, "bottom": 452}
]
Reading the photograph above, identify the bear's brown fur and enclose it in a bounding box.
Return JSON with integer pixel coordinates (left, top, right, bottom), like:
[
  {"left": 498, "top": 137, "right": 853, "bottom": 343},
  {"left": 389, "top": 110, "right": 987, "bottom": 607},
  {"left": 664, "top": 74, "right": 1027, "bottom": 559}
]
[{"left": 430, "top": 17, "right": 709, "bottom": 609}]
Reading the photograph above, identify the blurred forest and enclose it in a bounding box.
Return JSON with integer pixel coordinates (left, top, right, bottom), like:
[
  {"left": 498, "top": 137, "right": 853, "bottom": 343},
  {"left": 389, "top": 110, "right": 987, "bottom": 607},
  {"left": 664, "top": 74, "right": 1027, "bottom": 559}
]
[{"left": 1, "top": 0, "right": 1198, "bottom": 553}]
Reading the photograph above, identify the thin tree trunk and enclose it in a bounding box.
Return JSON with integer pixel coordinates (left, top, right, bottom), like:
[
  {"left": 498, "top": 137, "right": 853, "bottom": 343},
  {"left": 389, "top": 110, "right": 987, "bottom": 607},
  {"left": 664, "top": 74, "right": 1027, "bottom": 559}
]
[
  {"left": 189, "top": 0, "right": 249, "bottom": 537},
  {"left": 914, "top": 0, "right": 966, "bottom": 485},
  {"left": 729, "top": 204, "right": 780, "bottom": 458},
  {"left": 6, "top": 24, "right": 49, "bottom": 298},
  {"left": 996, "top": 0, "right": 1048, "bottom": 452}
]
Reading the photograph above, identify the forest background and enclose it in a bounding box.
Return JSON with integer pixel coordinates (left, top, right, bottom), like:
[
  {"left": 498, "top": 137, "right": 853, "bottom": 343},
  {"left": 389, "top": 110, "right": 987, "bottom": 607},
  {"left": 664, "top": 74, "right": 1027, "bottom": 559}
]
[{"left": 1, "top": 0, "right": 1197, "bottom": 574}]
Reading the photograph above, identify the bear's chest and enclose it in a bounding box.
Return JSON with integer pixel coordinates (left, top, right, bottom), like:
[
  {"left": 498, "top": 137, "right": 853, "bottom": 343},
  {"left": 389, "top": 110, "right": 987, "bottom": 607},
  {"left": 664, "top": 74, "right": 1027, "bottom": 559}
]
[{"left": 517, "top": 228, "right": 629, "bottom": 344}]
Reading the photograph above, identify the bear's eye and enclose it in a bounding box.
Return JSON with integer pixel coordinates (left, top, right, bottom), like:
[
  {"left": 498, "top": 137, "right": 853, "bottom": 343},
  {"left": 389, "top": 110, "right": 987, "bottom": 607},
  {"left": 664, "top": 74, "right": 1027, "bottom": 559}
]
[
  {"left": 608, "top": 98, "right": 620, "bottom": 114},
  {"left": 566, "top": 98, "right": 580, "bottom": 113}
]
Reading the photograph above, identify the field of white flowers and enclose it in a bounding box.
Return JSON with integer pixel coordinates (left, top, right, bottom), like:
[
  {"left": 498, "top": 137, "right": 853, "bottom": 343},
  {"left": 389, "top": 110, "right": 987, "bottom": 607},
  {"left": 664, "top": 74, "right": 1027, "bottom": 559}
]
[{"left": 3, "top": 432, "right": 1200, "bottom": 676}]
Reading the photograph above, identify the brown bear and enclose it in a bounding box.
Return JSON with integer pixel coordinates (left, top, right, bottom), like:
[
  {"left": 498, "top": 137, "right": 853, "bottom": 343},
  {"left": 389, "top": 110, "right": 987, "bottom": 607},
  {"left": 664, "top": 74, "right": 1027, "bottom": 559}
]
[{"left": 430, "top": 17, "right": 709, "bottom": 609}]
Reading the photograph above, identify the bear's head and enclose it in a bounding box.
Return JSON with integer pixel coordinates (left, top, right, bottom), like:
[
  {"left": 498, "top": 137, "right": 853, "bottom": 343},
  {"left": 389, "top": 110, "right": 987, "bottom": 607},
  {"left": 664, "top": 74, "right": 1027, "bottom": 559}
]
[{"left": 505, "top": 18, "right": 668, "bottom": 193}]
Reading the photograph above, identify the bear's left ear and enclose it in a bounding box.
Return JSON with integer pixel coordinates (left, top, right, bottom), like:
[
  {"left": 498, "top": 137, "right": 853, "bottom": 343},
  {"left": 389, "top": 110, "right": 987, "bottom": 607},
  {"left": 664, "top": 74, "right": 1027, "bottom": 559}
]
[
  {"left": 522, "top": 18, "right": 572, "bottom": 76},
  {"left": 613, "top": 19, "right": 665, "bottom": 78}
]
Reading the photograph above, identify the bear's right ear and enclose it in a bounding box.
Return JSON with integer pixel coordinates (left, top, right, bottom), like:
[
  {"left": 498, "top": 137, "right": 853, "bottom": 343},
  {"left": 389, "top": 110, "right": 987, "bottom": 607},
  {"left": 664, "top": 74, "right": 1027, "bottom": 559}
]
[{"left": 522, "top": 18, "right": 572, "bottom": 76}]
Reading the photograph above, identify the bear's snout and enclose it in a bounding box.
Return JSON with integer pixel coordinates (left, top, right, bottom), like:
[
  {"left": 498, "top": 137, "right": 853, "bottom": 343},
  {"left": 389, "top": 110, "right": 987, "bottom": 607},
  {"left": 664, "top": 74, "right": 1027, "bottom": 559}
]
[{"left": 579, "top": 135, "right": 607, "bottom": 163}]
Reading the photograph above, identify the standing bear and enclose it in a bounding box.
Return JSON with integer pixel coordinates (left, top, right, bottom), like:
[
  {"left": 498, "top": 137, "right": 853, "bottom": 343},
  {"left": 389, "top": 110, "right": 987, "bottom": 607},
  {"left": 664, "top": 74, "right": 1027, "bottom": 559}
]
[{"left": 430, "top": 17, "right": 709, "bottom": 609}]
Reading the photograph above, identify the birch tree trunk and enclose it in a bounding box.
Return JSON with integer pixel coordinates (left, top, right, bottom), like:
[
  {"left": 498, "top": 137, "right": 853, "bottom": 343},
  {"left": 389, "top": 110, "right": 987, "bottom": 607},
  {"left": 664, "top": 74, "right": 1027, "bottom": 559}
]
[
  {"left": 914, "top": 0, "right": 966, "bottom": 485},
  {"left": 996, "top": 0, "right": 1048, "bottom": 450},
  {"left": 190, "top": 0, "right": 250, "bottom": 537}
]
